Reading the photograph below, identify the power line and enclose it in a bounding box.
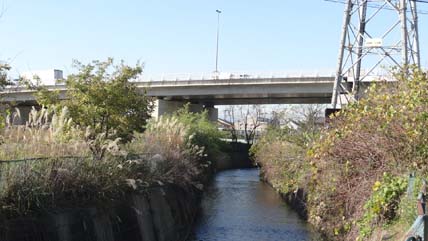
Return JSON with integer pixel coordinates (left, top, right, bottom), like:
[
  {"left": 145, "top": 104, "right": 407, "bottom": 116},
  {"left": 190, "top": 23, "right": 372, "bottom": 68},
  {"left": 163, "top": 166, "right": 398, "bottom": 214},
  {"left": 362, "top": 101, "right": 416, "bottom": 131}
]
[{"left": 324, "top": 0, "right": 428, "bottom": 14}]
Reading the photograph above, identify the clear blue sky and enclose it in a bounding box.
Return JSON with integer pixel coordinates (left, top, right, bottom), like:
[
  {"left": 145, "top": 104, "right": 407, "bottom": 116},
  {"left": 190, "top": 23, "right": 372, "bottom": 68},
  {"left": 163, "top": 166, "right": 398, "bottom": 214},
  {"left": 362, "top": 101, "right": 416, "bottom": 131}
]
[{"left": 1, "top": 0, "right": 427, "bottom": 78}]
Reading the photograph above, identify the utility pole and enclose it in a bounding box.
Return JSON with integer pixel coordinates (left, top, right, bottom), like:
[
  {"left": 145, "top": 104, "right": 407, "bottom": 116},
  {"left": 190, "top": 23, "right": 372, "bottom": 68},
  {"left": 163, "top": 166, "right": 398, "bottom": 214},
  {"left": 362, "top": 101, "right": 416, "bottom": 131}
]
[
  {"left": 331, "top": 0, "right": 421, "bottom": 109},
  {"left": 214, "top": 9, "right": 222, "bottom": 78}
]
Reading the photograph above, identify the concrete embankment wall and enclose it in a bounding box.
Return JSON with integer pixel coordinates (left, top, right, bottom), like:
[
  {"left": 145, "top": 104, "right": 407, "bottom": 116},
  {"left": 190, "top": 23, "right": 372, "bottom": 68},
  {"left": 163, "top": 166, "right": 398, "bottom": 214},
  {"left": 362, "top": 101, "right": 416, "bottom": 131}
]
[
  {"left": 0, "top": 184, "right": 201, "bottom": 241},
  {"left": 259, "top": 169, "right": 308, "bottom": 219},
  {"left": 214, "top": 142, "right": 254, "bottom": 170},
  {"left": 279, "top": 188, "right": 308, "bottom": 219}
]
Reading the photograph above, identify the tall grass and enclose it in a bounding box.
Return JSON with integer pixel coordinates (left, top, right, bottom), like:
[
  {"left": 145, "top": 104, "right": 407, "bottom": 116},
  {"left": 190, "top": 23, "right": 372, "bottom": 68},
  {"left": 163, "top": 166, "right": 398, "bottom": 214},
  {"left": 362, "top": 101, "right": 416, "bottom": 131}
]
[
  {"left": 0, "top": 107, "right": 213, "bottom": 216},
  {"left": 0, "top": 107, "right": 131, "bottom": 216},
  {"left": 127, "top": 115, "right": 207, "bottom": 187},
  {"left": 0, "top": 107, "right": 89, "bottom": 160}
]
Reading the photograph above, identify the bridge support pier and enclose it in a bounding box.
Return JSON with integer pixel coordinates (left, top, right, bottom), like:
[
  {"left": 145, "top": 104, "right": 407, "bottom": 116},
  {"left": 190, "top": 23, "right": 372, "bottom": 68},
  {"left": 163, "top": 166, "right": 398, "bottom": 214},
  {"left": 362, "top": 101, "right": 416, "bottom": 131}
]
[
  {"left": 203, "top": 104, "right": 218, "bottom": 122},
  {"left": 152, "top": 99, "right": 218, "bottom": 122},
  {"left": 152, "top": 100, "right": 186, "bottom": 118}
]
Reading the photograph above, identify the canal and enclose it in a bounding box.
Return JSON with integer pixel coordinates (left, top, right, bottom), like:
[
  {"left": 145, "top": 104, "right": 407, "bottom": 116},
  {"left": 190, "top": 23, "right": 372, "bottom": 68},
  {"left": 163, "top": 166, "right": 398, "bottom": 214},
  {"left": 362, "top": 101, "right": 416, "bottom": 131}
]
[{"left": 189, "top": 168, "right": 316, "bottom": 241}]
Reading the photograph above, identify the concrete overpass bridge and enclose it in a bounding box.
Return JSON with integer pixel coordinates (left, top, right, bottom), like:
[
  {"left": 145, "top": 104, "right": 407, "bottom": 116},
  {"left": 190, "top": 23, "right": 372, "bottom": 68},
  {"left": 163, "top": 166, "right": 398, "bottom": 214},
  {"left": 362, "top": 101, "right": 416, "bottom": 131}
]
[
  {"left": 1, "top": 71, "right": 386, "bottom": 121},
  {"left": 142, "top": 76, "right": 335, "bottom": 105}
]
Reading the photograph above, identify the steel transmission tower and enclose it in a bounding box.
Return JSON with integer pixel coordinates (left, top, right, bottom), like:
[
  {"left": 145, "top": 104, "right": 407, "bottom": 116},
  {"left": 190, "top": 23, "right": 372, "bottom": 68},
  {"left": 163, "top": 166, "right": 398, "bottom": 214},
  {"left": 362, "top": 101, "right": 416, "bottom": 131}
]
[{"left": 331, "top": 0, "right": 421, "bottom": 108}]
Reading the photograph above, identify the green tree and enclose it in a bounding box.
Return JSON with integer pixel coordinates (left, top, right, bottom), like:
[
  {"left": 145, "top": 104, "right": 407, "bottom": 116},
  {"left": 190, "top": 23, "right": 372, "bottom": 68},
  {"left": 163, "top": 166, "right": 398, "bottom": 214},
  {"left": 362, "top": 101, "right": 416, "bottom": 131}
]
[
  {"left": 0, "top": 63, "right": 11, "bottom": 89},
  {"left": 61, "top": 58, "right": 153, "bottom": 142}
]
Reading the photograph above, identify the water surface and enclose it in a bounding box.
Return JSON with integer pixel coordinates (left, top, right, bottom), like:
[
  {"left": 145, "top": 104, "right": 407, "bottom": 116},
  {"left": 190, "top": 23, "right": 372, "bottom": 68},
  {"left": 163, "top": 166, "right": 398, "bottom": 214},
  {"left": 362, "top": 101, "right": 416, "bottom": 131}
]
[{"left": 190, "top": 168, "right": 315, "bottom": 241}]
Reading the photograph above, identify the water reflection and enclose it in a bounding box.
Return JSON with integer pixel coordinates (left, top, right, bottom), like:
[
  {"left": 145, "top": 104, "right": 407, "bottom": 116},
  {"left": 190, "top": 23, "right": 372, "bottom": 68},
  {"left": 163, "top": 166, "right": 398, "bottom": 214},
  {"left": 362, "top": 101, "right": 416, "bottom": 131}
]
[{"left": 190, "top": 168, "right": 315, "bottom": 241}]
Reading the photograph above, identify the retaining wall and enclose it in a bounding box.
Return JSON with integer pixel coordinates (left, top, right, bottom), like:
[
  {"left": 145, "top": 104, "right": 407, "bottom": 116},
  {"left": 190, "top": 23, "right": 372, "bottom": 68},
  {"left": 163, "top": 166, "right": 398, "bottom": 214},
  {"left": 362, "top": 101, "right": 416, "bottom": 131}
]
[{"left": 0, "top": 185, "right": 201, "bottom": 241}]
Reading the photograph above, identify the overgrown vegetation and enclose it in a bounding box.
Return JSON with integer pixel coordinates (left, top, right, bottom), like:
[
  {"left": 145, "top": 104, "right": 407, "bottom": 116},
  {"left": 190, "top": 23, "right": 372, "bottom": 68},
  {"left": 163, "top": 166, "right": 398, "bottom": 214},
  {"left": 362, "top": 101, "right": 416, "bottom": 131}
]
[
  {"left": 308, "top": 68, "right": 428, "bottom": 240},
  {"left": 252, "top": 68, "right": 428, "bottom": 240},
  {"left": 126, "top": 113, "right": 211, "bottom": 187},
  {"left": 251, "top": 126, "right": 313, "bottom": 194},
  {"left": 0, "top": 58, "right": 228, "bottom": 218},
  {"left": 251, "top": 105, "right": 322, "bottom": 194},
  {"left": 173, "top": 105, "right": 227, "bottom": 159},
  {"left": 0, "top": 107, "right": 124, "bottom": 216},
  {"left": 0, "top": 104, "right": 221, "bottom": 217}
]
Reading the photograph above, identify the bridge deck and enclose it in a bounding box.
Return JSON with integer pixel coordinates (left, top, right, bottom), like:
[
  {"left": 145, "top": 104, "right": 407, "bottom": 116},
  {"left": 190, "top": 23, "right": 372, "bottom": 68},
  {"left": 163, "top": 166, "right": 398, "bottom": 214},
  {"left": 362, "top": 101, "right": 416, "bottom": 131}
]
[{"left": 1, "top": 76, "right": 336, "bottom": 105}]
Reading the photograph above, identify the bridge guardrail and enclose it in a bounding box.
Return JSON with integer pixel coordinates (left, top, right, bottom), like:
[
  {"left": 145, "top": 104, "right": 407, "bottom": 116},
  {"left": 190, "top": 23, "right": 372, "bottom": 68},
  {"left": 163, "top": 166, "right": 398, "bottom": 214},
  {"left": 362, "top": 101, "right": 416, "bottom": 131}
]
[
  {"left": 140, "top": 71, "right": 337, "bottom": 82},
  {"left": 137, "top": 77, "right": 336, "bottom": 88},
  {"left": 1, "top": 75, "right": 338, "bottom": 94},
  {"left": 138, "top": 69, "right": 394, "bottom": 82}
]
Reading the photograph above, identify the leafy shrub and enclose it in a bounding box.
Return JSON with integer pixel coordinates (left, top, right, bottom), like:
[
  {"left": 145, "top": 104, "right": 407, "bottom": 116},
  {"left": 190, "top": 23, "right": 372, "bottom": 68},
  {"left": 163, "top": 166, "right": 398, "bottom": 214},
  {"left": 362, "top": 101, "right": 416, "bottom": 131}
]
[
  {"left": 358, "top": 173, "right": 407, "bottom": 238},
  {"left": 173, "top": 105, "right": 229, "bottom": 162}
]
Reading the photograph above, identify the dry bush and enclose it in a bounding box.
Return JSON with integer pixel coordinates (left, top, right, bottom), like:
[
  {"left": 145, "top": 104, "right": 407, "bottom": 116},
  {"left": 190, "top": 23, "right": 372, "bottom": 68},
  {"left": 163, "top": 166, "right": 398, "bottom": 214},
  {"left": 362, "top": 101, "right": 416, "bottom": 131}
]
[
  {"left": 251, "top": 105, "right": 323, "bottom": 195},
  {"left": 252, "top": 131, "right": 307, "bottom": 194}
]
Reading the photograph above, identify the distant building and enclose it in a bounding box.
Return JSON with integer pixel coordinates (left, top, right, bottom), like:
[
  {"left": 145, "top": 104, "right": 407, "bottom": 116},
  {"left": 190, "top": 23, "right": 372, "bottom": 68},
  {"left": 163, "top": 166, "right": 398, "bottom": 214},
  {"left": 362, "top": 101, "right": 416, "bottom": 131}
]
[{"left": 21, "top": 69, "right": 64, "bottom": 86}]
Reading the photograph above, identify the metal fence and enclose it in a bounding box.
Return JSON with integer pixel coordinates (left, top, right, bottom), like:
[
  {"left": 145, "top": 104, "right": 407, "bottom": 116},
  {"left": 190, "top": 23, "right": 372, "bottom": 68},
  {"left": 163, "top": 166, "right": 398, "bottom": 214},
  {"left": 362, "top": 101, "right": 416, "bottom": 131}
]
[{"left": 405, "top": 178, "right": 427, "bottom": 241}]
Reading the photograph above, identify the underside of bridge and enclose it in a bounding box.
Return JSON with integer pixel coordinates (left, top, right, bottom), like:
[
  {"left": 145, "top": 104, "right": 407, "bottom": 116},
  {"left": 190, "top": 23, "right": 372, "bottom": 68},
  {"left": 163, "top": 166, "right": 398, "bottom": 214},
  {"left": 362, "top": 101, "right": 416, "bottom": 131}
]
[
  {"left": 152, "top": 100, "right": 219, "bottom": 121},
  {"left": 156, "top": 96, "right": 332, "bottom": 105},
  {"left": 151, "top": 97, "right": 332, "bottom": 121},
  {"left": 151, "top": 96, "right": 333, "bottom": 122}
]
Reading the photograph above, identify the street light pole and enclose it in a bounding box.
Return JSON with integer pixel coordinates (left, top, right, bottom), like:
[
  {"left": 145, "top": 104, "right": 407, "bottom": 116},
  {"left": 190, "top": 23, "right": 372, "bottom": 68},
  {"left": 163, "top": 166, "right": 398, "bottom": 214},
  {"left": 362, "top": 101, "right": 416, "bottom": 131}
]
[{"left": 215, "top": 9, "right": 222, "bottom": 76}]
